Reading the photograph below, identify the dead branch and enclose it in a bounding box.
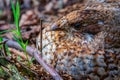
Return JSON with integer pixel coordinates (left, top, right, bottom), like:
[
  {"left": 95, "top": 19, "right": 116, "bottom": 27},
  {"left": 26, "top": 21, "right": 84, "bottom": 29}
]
[{"left": 3, "top": 38, "right": 63, "bottom": 80}]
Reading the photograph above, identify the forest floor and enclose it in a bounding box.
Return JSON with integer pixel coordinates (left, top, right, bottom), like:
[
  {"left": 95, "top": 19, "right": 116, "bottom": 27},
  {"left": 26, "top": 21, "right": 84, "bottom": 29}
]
[{"left": 0, "top": 0, "right": 84, "bottom": 80}]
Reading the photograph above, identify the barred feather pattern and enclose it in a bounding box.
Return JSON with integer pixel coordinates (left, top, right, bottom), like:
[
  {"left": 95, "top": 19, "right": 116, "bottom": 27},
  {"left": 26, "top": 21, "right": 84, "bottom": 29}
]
[{"left": 37, "top": 0, "right": 120, "bottom": 79}]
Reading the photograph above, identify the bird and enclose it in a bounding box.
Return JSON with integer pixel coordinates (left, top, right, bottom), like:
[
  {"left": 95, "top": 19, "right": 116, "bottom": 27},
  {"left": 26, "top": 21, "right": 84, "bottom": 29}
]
[{"left": 37, "top": 0, "right": 120, "bottom": 80}]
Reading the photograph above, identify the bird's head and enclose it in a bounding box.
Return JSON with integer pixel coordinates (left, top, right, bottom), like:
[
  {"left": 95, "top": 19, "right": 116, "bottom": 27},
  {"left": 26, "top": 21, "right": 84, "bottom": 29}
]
[
  {"left": 50, "top": 9, "right": 107, "bottom": 36},
  {"left": 50, "top": 17, "right": 69, "bottom": 31},
  {"left": 49, "top": 10, "right": 106, "bottom": 50}
]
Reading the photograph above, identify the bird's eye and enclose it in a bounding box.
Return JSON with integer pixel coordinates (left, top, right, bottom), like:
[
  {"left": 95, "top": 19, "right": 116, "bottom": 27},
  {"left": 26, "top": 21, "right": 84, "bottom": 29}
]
[
  {"left": 98, "top": 20, "right": 104, "bottom": 25},
  {"left": 97, "top": 0, "right": 105, "bottom": 3},
  {"left": 73, "top": 22, "right": 81, "bottom": 29}
]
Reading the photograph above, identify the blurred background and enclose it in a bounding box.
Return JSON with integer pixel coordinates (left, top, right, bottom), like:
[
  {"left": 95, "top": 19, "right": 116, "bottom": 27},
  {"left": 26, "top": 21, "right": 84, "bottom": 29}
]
[{"left": 0, "top": 0, "right": 84, "bottom": 42}]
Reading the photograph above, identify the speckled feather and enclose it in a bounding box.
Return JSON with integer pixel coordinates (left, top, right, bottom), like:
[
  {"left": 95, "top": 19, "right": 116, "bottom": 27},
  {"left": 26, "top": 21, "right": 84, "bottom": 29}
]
[{"left": 37, "top": 0, "right": 120, "bottom": 80}]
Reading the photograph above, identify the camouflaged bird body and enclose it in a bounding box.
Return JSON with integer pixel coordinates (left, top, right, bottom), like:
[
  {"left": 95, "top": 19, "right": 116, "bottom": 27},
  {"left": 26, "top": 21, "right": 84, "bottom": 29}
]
[
  {"left": 39, "top": 27, "right": 120, "bottom": 80},
  {"left": 51, "top": 1, "right": 120, "bottom": 51},
  {"left": 85, "top": 0, "right": 120, "bottom": 51},
  {"left": 37, "top": 0, "right": 120, "bottom": 80}
]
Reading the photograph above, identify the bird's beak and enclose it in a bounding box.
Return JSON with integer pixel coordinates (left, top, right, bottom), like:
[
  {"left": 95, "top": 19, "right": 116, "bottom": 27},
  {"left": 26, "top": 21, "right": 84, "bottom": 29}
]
[
  {"left": 51, "top": 23, "right": 59, "bottom": 30},
  {"left": 50, "top": 23, "right": 62, "bottom": 31}
]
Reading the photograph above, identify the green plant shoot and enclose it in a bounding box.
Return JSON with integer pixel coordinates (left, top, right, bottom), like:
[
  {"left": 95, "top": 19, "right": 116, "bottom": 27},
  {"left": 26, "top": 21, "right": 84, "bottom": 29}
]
[{"left": 11, "top": 0, "right": 31, "bottom": 66}]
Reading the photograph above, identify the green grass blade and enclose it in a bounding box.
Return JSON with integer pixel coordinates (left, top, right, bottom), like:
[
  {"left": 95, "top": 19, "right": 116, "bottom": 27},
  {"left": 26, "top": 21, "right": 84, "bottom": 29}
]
[
  {"left": 16, "top": 1, "right": 20, "bottom": 19},
  {"left": 10, "top": 0, "right": 16, "bottom": 21},
  {"left": 16, "top": 0, "right": 20, "bottom": 30},
  {"left": 0, "top": 30, "right": 11, "bottom": 34},
  {"left": 13, "top": 35, "right": 22, "bottom": 47},
  {"left": 0, "top": 37, "right": 3, "bottom": 49},
  {"left": 25, "top": 40, "right": 28, "bottom": 47}
]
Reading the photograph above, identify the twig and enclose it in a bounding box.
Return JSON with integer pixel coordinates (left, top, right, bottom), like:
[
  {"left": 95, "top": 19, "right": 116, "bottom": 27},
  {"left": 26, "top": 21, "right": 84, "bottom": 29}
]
[
  {"left": 3, "top": 38, "right": 63, "bottom": 80},
  {"left": 40, "top": 19, "right": 42, "bottom": 56},
  {"left": 3, "top": 40, "right": 8, "bottom": 56},
  {"left": 9, "top": 47, "right": 30, "bottom": 60},
  {"left": 0, "top": 40, "right": 8, "bottom": 45},
  {"left": 0, "top": 40, "right": 8, "bottom": 56}
]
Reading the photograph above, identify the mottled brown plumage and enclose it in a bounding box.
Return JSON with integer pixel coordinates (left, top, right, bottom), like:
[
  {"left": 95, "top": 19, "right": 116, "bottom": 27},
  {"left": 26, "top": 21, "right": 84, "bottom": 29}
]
[{"left": 37, "top": 0, "right": 120, "bottom": 79}]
